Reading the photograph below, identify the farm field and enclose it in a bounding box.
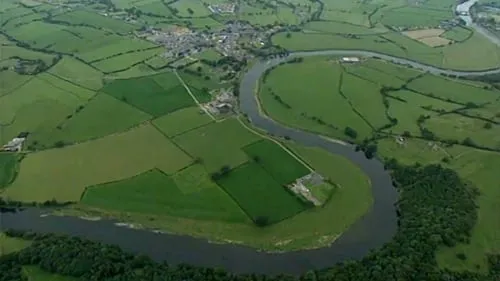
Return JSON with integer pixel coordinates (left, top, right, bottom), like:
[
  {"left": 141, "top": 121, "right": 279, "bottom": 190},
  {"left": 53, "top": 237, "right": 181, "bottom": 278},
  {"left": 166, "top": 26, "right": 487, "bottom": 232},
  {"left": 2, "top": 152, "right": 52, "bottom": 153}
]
[
  {"left": 152, "top": 106, "right": 213, "bottom": 137},
  {"left": 91, "top": 48, "right": 162, "bottom": 73},
  {"left": 259, "top": 57, "right": 373, "bottom": 140},
  {"left": 49, "top": 56, "right": 104, "bottom": 90},
  {"left": 0, "top": 153, "right": 19, "bottom": 189},
  {"left": 2, "top": 124, "right": 192, "bottom": 202},
  {"left": 51, "top": 10, "right": 137, "bottom": 33}
]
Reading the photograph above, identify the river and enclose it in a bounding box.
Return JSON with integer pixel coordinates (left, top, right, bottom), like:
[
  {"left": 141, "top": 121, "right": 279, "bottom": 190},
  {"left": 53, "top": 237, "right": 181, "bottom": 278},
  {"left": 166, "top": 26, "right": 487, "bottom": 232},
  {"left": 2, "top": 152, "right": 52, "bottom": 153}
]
[{"left": 3, "top": 2, "right": 500, "bottom": 273}]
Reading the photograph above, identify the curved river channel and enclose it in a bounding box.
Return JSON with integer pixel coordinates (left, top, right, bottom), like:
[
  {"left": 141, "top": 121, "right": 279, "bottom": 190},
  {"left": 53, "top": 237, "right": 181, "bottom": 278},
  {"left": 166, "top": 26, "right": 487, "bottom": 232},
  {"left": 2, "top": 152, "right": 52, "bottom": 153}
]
[{"left": 2, "top": 50, "right": 500, "bottom": 275}]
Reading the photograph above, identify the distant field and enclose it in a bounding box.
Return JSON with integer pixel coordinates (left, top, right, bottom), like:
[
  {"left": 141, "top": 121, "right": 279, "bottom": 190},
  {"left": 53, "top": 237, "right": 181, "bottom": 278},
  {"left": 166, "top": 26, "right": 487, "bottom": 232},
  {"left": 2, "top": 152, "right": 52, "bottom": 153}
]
[
  {"left": 243, "top": 139, "right": 310, "bottom": 185},
  {"left": 77, "top": 38, "right": 157, "bottom": 63},
  {"left": 3, "top": 124, "right": 192, "bottom": 202},
  {"left": 153, "top": 106, "right": 213, "bottom": 137},
  {"left": 35, "top": 93, "right": 152, "bottom": 147},
  {"left": 0, "top": 71, "right": 32, "bottom": 97},
  {"left": 82, "top": 168, "right": 248, "bottom": 222},
  {"left": 216, "top": 162, "right": 308, "bottom": 224},
  {"left": 381, "top": 7, "right": 452, "bottom": 28},
  {"left": 441, "top": 27, "right": 473, "bottom": 42},
  {"left": 0, "top": 45, "right": 55, "bottom": 65},
  {"left": 172, "top": 118, "right": 260, "bottom": 172},
  {"left": 0, "top": 233, "right": 31, "bottom": 256},
  {"left": 49, "top": 56, "right": 104, "bottom": 90},
  {"left": 52, "top": 10, "right": 137, "bottom": 33},
  {"left": 137, "top": 1, "right": 173, "bottom": 17},
  {"left": 406, "top": 74, "right": 499, "bottom": 104},
  {"left": 101, "top": 72, "right": 194, "bottom": 116},
  {"left": 259, "top": 57, "right": 372, "bottom": 139},
  {"left": 92, "top": 48, "right": 162, "bottom": 73},
  {"left": 303, "top": 21, "right": 387, "bottom": 35},
  {"left": 169, "top": 0, "right": 211, "bottom": 17}
]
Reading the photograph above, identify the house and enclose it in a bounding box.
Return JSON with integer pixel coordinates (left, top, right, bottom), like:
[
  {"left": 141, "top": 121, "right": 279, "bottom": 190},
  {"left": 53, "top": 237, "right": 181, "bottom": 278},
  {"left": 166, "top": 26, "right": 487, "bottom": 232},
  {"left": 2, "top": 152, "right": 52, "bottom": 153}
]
[
  {"left": 340, "top": 57, "right": 360, "bottom": 63},
  {"left": 2, "top": 137, "right": 26, "bottom": 152}
]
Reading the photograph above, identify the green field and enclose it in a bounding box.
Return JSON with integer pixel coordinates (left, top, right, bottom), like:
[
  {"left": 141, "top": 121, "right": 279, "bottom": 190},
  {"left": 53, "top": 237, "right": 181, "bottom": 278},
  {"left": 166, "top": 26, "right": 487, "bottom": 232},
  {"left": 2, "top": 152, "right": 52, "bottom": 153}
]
[
  {"left": 169, "top": 0, "right": 211, "bottom": 17},
  {"left": 172, "top": 118, "right": 260, "bottom": 172},
  {"left": 152, "top": 106, "right": 213, "bottom": 137},
  {"left": 216, "top": 162, "right": 308, "bottom": 224},
  {"left": 0, "top": 153, "right": 18, "bottom": 189},
  {"left": 92, "top": 48, "right": 162, "bottom": 73},
  {"left": 3, "top": 124, "right": 192, "bottom": 202},
  {"left": 101, "top": 72, "right": 194, "bottom": 116},
  {"left": 82, "top": 167, "right": 248, "bottom": 222},
  {"left": 0, "top": 233, "right": 31, "bottom": 256},
  {"left": 52, "top": 10, "right": 137, "bottom": 33},
  {"left": 243, "top": 139, "right": 310, "bottom": 185},
  {"left": 34, "top": 93, "right": 152, "bottom": 147},
  {"left": 442, "top": 27, "right": 473, "bottom": 42},
  {"left": 49, "top": 56, "right": 104, "bottom": 90}
]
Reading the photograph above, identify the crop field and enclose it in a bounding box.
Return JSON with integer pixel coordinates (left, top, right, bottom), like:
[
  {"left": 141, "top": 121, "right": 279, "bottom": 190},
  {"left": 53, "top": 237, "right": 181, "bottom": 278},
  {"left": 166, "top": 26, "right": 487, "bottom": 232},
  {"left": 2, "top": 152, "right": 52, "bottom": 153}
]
[
  {"left": 52, "top": 10, "right": 137, "bottom": 33},
  {"left": 3, "top": 124, "right": 192, "bottom": 202},
  {"left": 101, "top": 72, "right": 194, "bottom": 116},
  {"left": 48, "top": 56, "right": 104, "bottom": 90},
  {"left": 217, "top": 162, "right": 308, "bottom": 224},
  {"left": 169, "top": 0, "right": 211, "bottom": 17},
  {"left": 0, "top": 153, "right": 18, "bottom": 189},
  {"left": 172, "top": 118, "right": 260, "bottom": 172},
  {"left": 92, "top": 48, "right": 162, "bottom": 73},
  {"left": 0, "top": 233, "right": 31, "bottom": 256},
  {"left": 82, "top": 168, "right": 248, "bottom": 222},
  {"left": 406, "top": 74, "right": 499, "bottom": 104},
  {"left": 152, "top": 106, "right": 213, "bottom": 137},
  {"left": 243, "top": 139, "right": 310, "bottom": 185},
  {"left": 35, "top": 93, "right": 151, "bottom": 147}
]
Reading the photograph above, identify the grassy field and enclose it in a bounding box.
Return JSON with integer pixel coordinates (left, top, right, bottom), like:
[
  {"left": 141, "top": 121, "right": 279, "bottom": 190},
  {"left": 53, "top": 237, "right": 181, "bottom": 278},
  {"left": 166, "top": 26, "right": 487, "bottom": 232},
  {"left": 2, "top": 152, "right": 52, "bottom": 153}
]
[
  {"left": 169, "top": 0, "right": 211, "bottom": 17},
  {"left": 77, "top": 38, "right": 157, "bottom": 63},
  {"left": 172, "top": 118, "right": 260, "bottom": 172},
  {"left": 152, "top": 106, "right": 213, "bottom": 137},
  {"left": 0, "top": 71, "right": 32, "bottom": 97},
  {"left": 303, "top": 21, "right": 388, "bottom": 35},
  {"left": 52, "top": 10, "right": 137, "bottom": 33},
  {"left": 406, "top": 74, "right": 499, "bottom": 104},
  {"left": 243, "top": 139, "right": 310, "bottom": 185},
  {"left": 34, "top": 93, "right": 152, "bottom": 147},
  {"left": 442, "top": 27, "right": 473, "bottom": 42},
  {"left": 101, "top": 72, "right": 194, "bottom": 116},
  {"left": 0, "top": 233, "right": 31, "bottom": 256},
  {"left": 49, "top": 56, "right": 104, "bottom": 90},
  {"left": 0, "top": 45, "right": 55, "bottom": 65},
  {"left": 82, "top": 167, "right": 248, "bottom": 222},
  {"left": 0, "top": 153, "right": 19, "bottom": 189},
  {"left": 216, "top": 162, "right": 308, "bottom": 224},
  {"left": 22, "top": 266, "right": 78, "bottom": 281},
  {"left": 259, "top": 57, "right": 373, "bottom": 139},
  {"left": 2, "top": 124, "right": 192, "bottom": 202},
  {"left": 92, "top": 48, "right": 162, "bottom": 73}
]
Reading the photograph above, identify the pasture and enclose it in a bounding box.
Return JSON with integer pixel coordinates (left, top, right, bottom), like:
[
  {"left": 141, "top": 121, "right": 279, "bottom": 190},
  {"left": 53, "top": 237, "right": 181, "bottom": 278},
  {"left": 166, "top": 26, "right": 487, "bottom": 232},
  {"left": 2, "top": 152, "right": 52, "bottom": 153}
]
[
  {"left": 0, "top": 45, "right": 55, "bottom": 65},
  {"left": 36, "top": 93, "right": 152, "bottom": 147},
  {"left": 52, "top": 10, "right": 137, "bottom": 33},
  {"left": 49, "top": 56, "right": 104, "bottom": 90},
  {"left": 172, "top": 118, "right": 260, "bottom": 172},
  {"left": 216, "top": 162, "right": 308, "bottom": 224},
  {"left": 0, "top": 71, "right": 32, "bottom": 97},
  {"left": 406, "top": 74, "right": 499, "bottom": 104},
  {"left": 82, "top": 168, "right": 248, "bottom": 222},
  {"left": 2, "top": 124, "right": 192, "bottom": 202},
  {"left": 169, "top": 0, "right": 211, "bottom": 17},
  {"left": 101, "top": 72, "right": 194, "bottom": 116},
  {"left": 152, "top": 106, "right": 213, "bottom": 137},
  {"left": 259, "top": 57, "right": 373, "bottom": 139},
  {"left": 441, "top": 27, "right": 472, "bottom": 42},
  {"left": 92, "top": 48, "right": 162, "bottom": 73},
  {"left": 0, "top": 153, "right": 18, "bottom": 189},
  {"left": 243, "top": 139, "right": 311, "bottom": 185},
  {"left": 0, "top": 233, "right": 31, "bottom": 256}
]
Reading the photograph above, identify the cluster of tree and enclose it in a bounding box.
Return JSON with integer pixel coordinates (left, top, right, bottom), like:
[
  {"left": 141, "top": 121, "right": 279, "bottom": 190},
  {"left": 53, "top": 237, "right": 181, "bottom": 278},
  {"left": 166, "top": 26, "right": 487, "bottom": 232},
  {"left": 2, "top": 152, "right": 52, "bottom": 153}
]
[
  {"left": 210, "top": 165, "right": 232, "bottom": 181},
  {"left": 124, "top": 7, "right": 142, "bottom": 18},
  {"left": 1, "top": 163, "right": 499, "bottom": 281},
  {"left": 355, "top": 140, "right": 378, "bottom": 159}
]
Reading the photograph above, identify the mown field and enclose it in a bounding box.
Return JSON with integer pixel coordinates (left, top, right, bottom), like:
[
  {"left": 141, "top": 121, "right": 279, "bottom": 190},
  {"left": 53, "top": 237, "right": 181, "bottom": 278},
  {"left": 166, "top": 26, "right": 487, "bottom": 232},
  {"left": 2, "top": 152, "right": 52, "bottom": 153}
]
[{"left": 262, "top": 55, "right": 500, "bottom": 270}]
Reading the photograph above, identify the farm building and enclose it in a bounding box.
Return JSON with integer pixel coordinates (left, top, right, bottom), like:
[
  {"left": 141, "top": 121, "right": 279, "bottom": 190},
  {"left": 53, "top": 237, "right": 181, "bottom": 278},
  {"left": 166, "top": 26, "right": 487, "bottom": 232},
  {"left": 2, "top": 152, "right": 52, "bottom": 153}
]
[
  {"left": 2, "top": 137, "right": 26, "bottom": 152},
  {"left": 340, "top": 57, "right": 361, "bottom": 63}
]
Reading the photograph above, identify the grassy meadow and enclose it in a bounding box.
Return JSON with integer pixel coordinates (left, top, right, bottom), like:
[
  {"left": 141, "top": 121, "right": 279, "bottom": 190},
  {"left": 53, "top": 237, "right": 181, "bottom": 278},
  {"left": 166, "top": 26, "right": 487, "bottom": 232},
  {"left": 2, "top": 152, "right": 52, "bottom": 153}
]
[{"left": 0, "top": 233, "right": 31, "bottom": 256}]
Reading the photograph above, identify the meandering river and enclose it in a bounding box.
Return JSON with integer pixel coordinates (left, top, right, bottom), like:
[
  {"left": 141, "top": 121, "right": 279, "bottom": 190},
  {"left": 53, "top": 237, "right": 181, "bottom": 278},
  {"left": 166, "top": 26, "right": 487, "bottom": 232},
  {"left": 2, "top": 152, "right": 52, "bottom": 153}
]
[{"left": 3, "top": 3, "right": 500, "bottom": 273}]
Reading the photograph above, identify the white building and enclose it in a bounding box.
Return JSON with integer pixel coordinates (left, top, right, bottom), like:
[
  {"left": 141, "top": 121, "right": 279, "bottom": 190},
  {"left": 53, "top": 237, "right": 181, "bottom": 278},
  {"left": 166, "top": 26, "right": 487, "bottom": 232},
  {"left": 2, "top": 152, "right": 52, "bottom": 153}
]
[
  {"left": 340, "top": 57, "right": 361, "bottom": 63},
  {"left": 2, "top": 138, "right": 26, "bottom": 152}
]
